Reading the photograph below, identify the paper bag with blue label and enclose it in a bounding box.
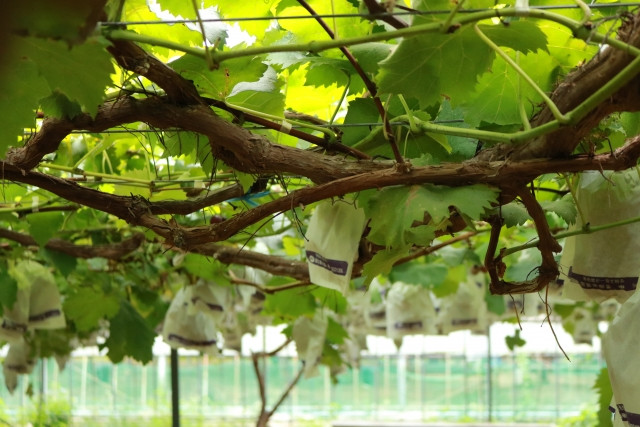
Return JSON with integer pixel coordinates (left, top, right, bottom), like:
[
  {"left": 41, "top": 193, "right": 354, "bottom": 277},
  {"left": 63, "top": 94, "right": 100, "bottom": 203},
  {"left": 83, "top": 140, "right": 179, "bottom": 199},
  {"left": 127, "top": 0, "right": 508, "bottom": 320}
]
[
  {"left": 560, "top": 170, "right": 640, "bottom": 303},
  {"left": 386, "top": 281, "right": 436, "bottom": 340},
  {"left": 603, "top": 287, "right": 640, "bottom": 426},
  {"left": 162, "top": 286, "right": 220, "bottom": 355},
  {"left": 438, "top": 272, "right": 488, "bottom": 334},
  {"left": 305, "top": 200, "right": 366, "bottom": 294}
]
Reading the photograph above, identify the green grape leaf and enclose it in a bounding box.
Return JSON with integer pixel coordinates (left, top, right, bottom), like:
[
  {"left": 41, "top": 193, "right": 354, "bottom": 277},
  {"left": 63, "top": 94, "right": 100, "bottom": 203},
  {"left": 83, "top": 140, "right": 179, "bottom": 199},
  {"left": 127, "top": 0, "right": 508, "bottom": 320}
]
[
  {"left": 124, "top": 0, "right": 203, "bottom": 56},
  {"left": 155, "top": 0, "right": 195, "bottom": 18},
  {"left": 278, "top": 0, "right": 368, "bottom": 42},
  {"left": 480, "top": 21, "right": 548, "bottom": 54},
  {"left": 492, "top": 202, "right": 532, "bottom": 228},
  {"left": 9, "top": 0, "right": 105, "bottom": 41},
  {"left": 342, "top": 98, "right": 380, "bottom": 146},
  {"left": 26, "top": 211, "right": 64, "bottom": 247},
  {"left": 0, "top": 267, "right": 18, "bottom": 315},
  {"left": 226, "top": 90, "right": 285, "bottom": 118},
  {"left": 63, "top": 287, "right": 121, "bottom": 331},
  {"left": 43, "top": 248, "right": 77, "bottom": 277},
  {"left": 218, "top": 1, "right": 280, "bottom": 40},
  {"left": 485, "top": 288, "right": 506, "bottom": 316},
  {"left": 263, "top": 287, "right": 316, "bottom": 319},
  {"left": 171, "top": 52, "right": 267, "bottom": 98},
  {"left": 39, "top": 91, "right": 83, "bottom": 119},
  {"left": 594, "top": 367, "right": 614, "bottom": 427},
  {"left": 19, "top": 36, "right": 113, "bottom": 116},
  {"left": 377, "top": 26, "right": 494, "bottom": 108},
  {"left": 540, "top": 195, "right": 577, "bottom": 225},
  {"left": 181, "top": 253, "right": 230, "bottom": 285},
  {"left": 364, "top": 184, "right": 497, "bottom": 248},
  {"left": 362, "top": 245, "right": 412, "bottom": 286},
  {"left": 464, "top": 58, "right": 524, "bottom": 126},
  {"left": 0, "top": 52, "right": 50, "bottom": 157},
  {"left": 325, "top": 317, "right": 349, "bottom": 345},
  {"left": 435, "top": 100, "right": 479, "bottom": 161},
  {"left": 304, "top": 59, "right": 350, "bottom": 88},
  {"left": 553, "top": 303, "right": 576, "bottom": 319},
  {"left": 103, "top": 300, "right": 155, "bottom": 364},
  {"left": 312, "top": 288, "right": 347, "bottom": 315},
  {"left": 505, "top": 329, "right": 526, "bottom": 351},
  {"left": 620, "top": 111, "right": 640, "bottom": 137},
  {"left": 364, "top": 185, "right": 435, "bottom": 248},
  {"left": 504, "top": 248, "right": 541, "bottom": 282},
  {"left": 389, "top": 262, "right": 448, "bottom": 288}
]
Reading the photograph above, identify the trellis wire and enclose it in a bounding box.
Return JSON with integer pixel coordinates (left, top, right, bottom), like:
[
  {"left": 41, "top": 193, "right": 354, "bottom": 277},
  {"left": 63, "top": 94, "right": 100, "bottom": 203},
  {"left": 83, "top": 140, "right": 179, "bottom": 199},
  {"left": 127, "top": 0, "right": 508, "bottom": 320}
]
[
  {"left": 24, "top": 120, "right": 467, "bottom": 136},
  {"left": 99, "top": 2, "right": 640, "bottom": 26}
]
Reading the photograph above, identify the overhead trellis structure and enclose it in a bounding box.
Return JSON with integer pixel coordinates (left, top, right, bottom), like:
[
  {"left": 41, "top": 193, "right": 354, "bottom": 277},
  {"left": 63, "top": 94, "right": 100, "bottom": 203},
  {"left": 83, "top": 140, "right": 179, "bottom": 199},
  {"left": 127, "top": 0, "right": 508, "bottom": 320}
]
[{"left": 1, "top": 0, "right": 640, "bottom": 423}]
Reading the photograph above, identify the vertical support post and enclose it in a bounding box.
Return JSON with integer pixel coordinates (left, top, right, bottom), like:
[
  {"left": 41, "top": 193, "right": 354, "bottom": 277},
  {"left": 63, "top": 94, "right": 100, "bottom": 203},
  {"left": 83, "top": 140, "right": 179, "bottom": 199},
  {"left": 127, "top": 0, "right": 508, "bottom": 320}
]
[
  {"left": 414, "top": 356, "right": 423, "bottom": 419},
  {"left": 555, "top": 355, "right": 560, "bottom": 419},
  {"left": 383, "top": 355, "right": 390, "bottom": 406},
  {"left": 171, "top": 348, "right": 180, "bottom": 427},
  {"left": 38, "top": 359, "right": 47, "bottom": 419},
  {"left": 112, "top": 364, "right": 118, "bottom": 415},
  {"left": 201, "top": 354, "right": 209, "bottom": 415},
  {"left": 487, "top": 325, "right": 493, "bottom": 423},
  {"left": 397, "top": 354, "right": 407, "bottom": 410},
  {"left": 445, "top": 353, "right": 451, "bottom": 406},
  {"left": 323, "top": 364, "right": 331, "bottom": 417},
  {"left": 141, "top": 363, "right": 147, "bottom": 412},
  {"left": 80, "top": 356, "right": 88, "bottom": 410}
]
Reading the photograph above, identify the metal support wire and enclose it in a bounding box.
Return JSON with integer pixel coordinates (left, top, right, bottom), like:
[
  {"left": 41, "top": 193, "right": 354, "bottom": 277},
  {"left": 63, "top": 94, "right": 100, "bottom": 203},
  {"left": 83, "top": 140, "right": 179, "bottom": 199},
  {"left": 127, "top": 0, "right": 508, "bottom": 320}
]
[
  {"left": 23, "top": 120, "right": 465, "bottom": 137},
  {"left": 98, "top": 2, "right": 640, "bottom": 26}
]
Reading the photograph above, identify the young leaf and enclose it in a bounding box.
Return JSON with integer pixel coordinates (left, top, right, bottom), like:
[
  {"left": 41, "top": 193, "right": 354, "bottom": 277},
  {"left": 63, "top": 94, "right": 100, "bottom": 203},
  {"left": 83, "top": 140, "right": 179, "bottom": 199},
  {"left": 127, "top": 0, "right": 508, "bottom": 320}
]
[
  {"left": 540, "top": 194, "right": 577, "bottom": 225},
  {"left": 505, "top": 329, "right": 526, "bottom": 351},
  {"left": 491, "top": 202, "right": 532, "bottom": 228}
]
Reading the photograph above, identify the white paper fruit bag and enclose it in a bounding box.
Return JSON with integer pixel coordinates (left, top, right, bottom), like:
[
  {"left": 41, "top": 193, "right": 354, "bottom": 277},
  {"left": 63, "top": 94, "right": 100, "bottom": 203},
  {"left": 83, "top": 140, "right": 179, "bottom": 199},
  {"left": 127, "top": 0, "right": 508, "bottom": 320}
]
[
  {"left": 305, "top": 200, "right": 366, "bottom": 294},
  {"left": 386, "top": 281, "right": 436, "bottom": 340},
  {"left": 3, "top": 341, "right": 35, "bottom": 393},
  {"left": 560, "top": 170, "right": 640, "bottom": 303},
  {"left": 162, "top": 286, "right": 219, "bottom": 355},
  {"left": 603, "top": 287, "right": 640, "bottom": 425},
  {"left": 438, "top": 273, "right": 488, "bottom": 334}
]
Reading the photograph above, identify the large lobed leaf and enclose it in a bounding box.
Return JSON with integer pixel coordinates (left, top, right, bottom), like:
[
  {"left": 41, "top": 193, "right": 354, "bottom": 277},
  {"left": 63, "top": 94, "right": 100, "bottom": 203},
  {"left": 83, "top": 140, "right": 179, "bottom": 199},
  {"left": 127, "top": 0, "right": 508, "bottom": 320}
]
[
  {"left": 363, "top": 184, "right": 499, "bottom": 248},
  {"left": 377, "top": 26, "right": 494, "bottom": 109},
  {"left": 103, "top": 300, "right": 156, "bottom": 364}
]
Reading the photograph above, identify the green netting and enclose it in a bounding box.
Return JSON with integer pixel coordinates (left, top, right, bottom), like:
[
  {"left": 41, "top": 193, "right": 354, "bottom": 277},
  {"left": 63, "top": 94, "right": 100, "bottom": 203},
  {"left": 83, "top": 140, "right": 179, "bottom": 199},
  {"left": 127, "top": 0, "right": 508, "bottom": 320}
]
[{"left": 0, "top": 353, "right": 603, "bottom": 424}]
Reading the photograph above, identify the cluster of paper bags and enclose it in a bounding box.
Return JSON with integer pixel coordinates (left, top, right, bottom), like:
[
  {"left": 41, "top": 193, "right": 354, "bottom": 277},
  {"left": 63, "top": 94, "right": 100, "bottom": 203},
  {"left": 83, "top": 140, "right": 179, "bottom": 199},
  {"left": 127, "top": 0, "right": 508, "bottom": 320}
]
[
  {"left": 161, "top": 270, "right": 270, "bottom": 356},
  {"left": 0, "top": 260, "right": 66, "bottom": 393},
  {"left": 555, "top": 170, "right": 640, "bottom": 425},
  {"left": 303, "top": 180, "right": 640, "bottom": 425}
]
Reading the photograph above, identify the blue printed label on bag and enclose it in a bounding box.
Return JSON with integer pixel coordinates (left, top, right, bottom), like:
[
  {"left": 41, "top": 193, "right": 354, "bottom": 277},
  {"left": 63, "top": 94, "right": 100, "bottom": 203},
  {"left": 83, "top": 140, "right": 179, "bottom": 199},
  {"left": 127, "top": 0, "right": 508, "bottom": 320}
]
[{"left": 306, "top": 250, "right": 348, "bottom": 276}]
